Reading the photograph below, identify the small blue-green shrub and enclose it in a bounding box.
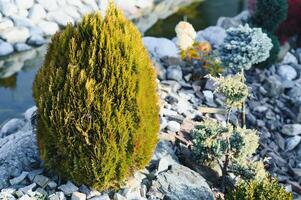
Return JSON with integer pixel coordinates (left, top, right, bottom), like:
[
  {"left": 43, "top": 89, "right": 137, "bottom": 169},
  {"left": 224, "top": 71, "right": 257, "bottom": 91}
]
[{"left": 219, "top": 24, "right": 273, "bottom": 70}]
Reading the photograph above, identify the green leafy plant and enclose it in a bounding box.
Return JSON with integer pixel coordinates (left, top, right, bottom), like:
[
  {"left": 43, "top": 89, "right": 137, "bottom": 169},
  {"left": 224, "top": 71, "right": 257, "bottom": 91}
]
[
  {"left": 33, "top": 5, "right": 159, "bottom": 190},
  {"left": 226, "top": 177, "right": 292, "bottom": 200}
]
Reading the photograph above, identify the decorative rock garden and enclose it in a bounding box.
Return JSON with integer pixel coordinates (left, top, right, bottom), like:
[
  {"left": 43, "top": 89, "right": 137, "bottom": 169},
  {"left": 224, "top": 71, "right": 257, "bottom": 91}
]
[
  {"left": 1, "top": 0, "right": 301, "bottom": 199},
  {"left": 0, "top": 0, "right": 197, "bottom": 56}
]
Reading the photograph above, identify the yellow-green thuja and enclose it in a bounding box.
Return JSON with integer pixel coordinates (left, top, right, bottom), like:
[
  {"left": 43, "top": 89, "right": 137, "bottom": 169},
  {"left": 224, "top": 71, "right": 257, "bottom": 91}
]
[{"left": 33, "top": 4, "right": 159, "bottom": 190}]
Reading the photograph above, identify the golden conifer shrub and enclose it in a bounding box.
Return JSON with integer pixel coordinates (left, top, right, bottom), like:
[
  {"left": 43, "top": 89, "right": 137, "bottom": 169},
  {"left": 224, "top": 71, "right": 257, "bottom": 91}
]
[{"left": 33, "top": 5, "right": 159, "bottom": 190}]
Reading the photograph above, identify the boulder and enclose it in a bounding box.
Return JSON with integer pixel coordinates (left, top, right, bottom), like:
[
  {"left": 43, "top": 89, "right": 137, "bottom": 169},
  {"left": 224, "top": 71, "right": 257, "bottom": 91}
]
[
  {"left": 37, "top": 20, "right": 59, "bottom": 36},
  {"left": 0, "top": 19, "right": 14, "bottom": 30},
  {"left": 115, "top": 0, "right": 141, "bottom": 18},
  {"left": 64, "top": 6, "right": 81, "bottom": 21},
  {"left": 277, "top": 65, "right": 297, "bottom": 81},
  {"left": 149, "top": 163, "right": 214, "bottom": 200},
  {"left": 152, "top": 140, "right": 177, "bottom": 162},
  {"left": 0, "top": 107, "right": 39, "bottom": 189},
  {"left": 281, "top": 52, "right": 298, "bottom": 65},
  {"left": 142, "top": 37, "right": 179, "bottom": 58},
  {"left": 166, "top": 121, "right": 181, "bottom": 132},
  {"left": 197, "top": 26, "right": 226, "bottom": 48},
  {"left": 166, "top": 65, "right": 182, "bottom": 81},
  {"left": 0, "top": 118, "right": 25, "bottom": 138},
  {"left": 14, "top": 43, "right": 32, "bottom": 52},
  {"left": 0, "top": 27, "right": 30, "bottom": 43},
  {"left": 10, "top": 16, "right": 34, "bottom": 28},
  {"left": 15, "top": 0, "right": 34, "bottom": 10},
  {"left": 0, "top": 1, "right": 17, "bottom": 16},
  {"left": 27, "top": 34, "right": 46, "bottom": 46},
  {"left": 0, "top": 128, "right": 39, "bottom": 189},
  {"left": 46, "top": 10, "right": 74, "bottom": 26},
  {"left": 36, "top": 0, "right": 58, "bottom": 11},
  {"left": 0, "top": 40, "right": 14, "bottom": 56},
  {"left": 28, "top": 4, "right": 47, "bottom": 22}
]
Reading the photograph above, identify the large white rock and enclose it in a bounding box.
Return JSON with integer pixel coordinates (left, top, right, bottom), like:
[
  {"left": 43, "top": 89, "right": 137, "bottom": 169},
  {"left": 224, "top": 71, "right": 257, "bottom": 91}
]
[
  {"left": 278, "top": 65, "right": 297, "bottom": 81},
  {"left": 29, "top": 26, "right": 44, "bottom": 36},
  {"left": 0, "top": 27, "right": 30, "bottom": 43},
  {"left": 76, "top": 4, "right": 93, "bottom": 16},
  {"left": 0, "top": 40, "right": 14, "bottom": 56},
  {"left": 133, "top": 0, "right": 154, "bottom": 10},
  {"left": 67, "top": 0, "right": 83, "bottom": 7},
  {"left": 27, "top": 34, "right": 46, "bottom": 46},
  {"left": 11, "top": 15, "right": 34, "bottom": 28},
  {"left": 97, "top": 0, "right": 109, "bottom": 17},
  {"left": 37, "top": 20, "right": 59, "bottom": 35},
  {"left": 115, "top": 0, "right": 140, "bottom": 18},
  {"left": 82, "top": 0, "right": 98, "bottom": 10},
  {"left": 197, "top": 26, "right": 226, "bottom": 48},
  {"left": 166, "top": 65, "right": 182, "bottom": 81},
  {"left": 0, "top": 19, "right": 14, "bottom": 30},
  {"left": 46, "top": 10, "right": 74, "bottom": 26},
  {"left": 28, "top": 4, "right": 47, "bottom": 22},
  {"left": 0, "top": 1, "right": 18, "bottom": 16},
  {"left": 58, "top": 0, "right": 68, "bottom": 7},
  {"left": 36, "top": 0, "right": 58, "bottom": 11},
  {"left": 14, "top": 43, "right": 32, "bottom": 52},
  {"left": 17, "top": 10, "right": 29, "bottom": 18},
  {"left": 281, "top": 52, "right": 298, "bottom": 65},
  {"left": 64, "top": 6, "right": 81, "bottom": 21},
  {"left": 166, "top": 121, "right": 181, "bottom": 132},
  {"left": 15, "top": 0, "right": 34, "bottom": 10},
  {"left": 143, "top": 37, "right": 179, "bottom": 58}
]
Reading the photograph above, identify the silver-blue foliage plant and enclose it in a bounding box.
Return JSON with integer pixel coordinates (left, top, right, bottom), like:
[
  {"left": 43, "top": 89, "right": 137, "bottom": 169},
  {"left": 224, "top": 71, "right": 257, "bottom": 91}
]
[{"left": 219, "top": 24, "right": 273, "bottom": 70}]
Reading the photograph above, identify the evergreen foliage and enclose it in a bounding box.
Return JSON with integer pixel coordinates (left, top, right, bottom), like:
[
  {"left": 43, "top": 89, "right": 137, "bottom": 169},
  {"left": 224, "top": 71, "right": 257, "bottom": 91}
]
[
  {"left": 248, "top": 0, "right": 288, "bottom": 67},
  {"left": 255, "top": 32, "right": 280, "bottom": 68},
  {"left": 33, "top": 5, "right": 159, "bottom": 190},
  {"left": 193, "top": 73, "right": 266, "bottom": 191},
  {"left": 192, "top": 119, "right": 262, "bottom": 180},
  {"left": 226, "top": 177, "right": 293, "bottom": 200},
  {"left": 210, "top": 73, "right": 249, "bottom": 109},
  {"left": 219, "top": 24, "right": 272, "bottom": 71},
  {"left": 249, "top": 0, "right": 288, "bottom": 33}
]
